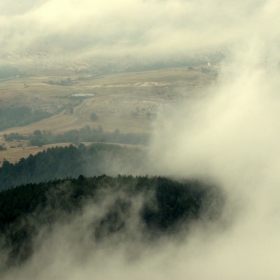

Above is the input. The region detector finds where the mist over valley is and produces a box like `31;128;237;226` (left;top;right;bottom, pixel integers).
1;0;280;279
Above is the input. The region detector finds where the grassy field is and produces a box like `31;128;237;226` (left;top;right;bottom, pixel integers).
0;64;218;165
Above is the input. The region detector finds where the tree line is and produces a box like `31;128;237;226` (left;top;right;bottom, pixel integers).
4;126;150;146
0;143;145;191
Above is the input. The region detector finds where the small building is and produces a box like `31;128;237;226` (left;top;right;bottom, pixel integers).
71;93;95;98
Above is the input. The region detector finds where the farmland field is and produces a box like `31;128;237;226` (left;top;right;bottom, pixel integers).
0;63;218;165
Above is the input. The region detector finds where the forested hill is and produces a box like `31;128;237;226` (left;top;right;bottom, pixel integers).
0;143;145;191
0;175;224;269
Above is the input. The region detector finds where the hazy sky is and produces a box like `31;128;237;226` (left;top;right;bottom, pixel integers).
0;0;278;60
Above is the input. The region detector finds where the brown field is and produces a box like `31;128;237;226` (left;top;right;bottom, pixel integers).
0;64;218;164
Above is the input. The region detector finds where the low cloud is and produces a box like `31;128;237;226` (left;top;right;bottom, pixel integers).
1;0;278;62
147;37;280;278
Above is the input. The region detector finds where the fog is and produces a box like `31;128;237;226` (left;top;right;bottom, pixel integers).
149;39;280;277
0;0;275;61
2;0;280;279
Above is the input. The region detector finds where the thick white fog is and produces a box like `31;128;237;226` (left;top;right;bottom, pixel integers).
2;0;280;279
149;39;280;278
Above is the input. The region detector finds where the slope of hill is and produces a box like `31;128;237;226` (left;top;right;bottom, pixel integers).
0;175;224;269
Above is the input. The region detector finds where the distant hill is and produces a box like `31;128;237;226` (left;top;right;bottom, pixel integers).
0;106;51;131
0;65;21;79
